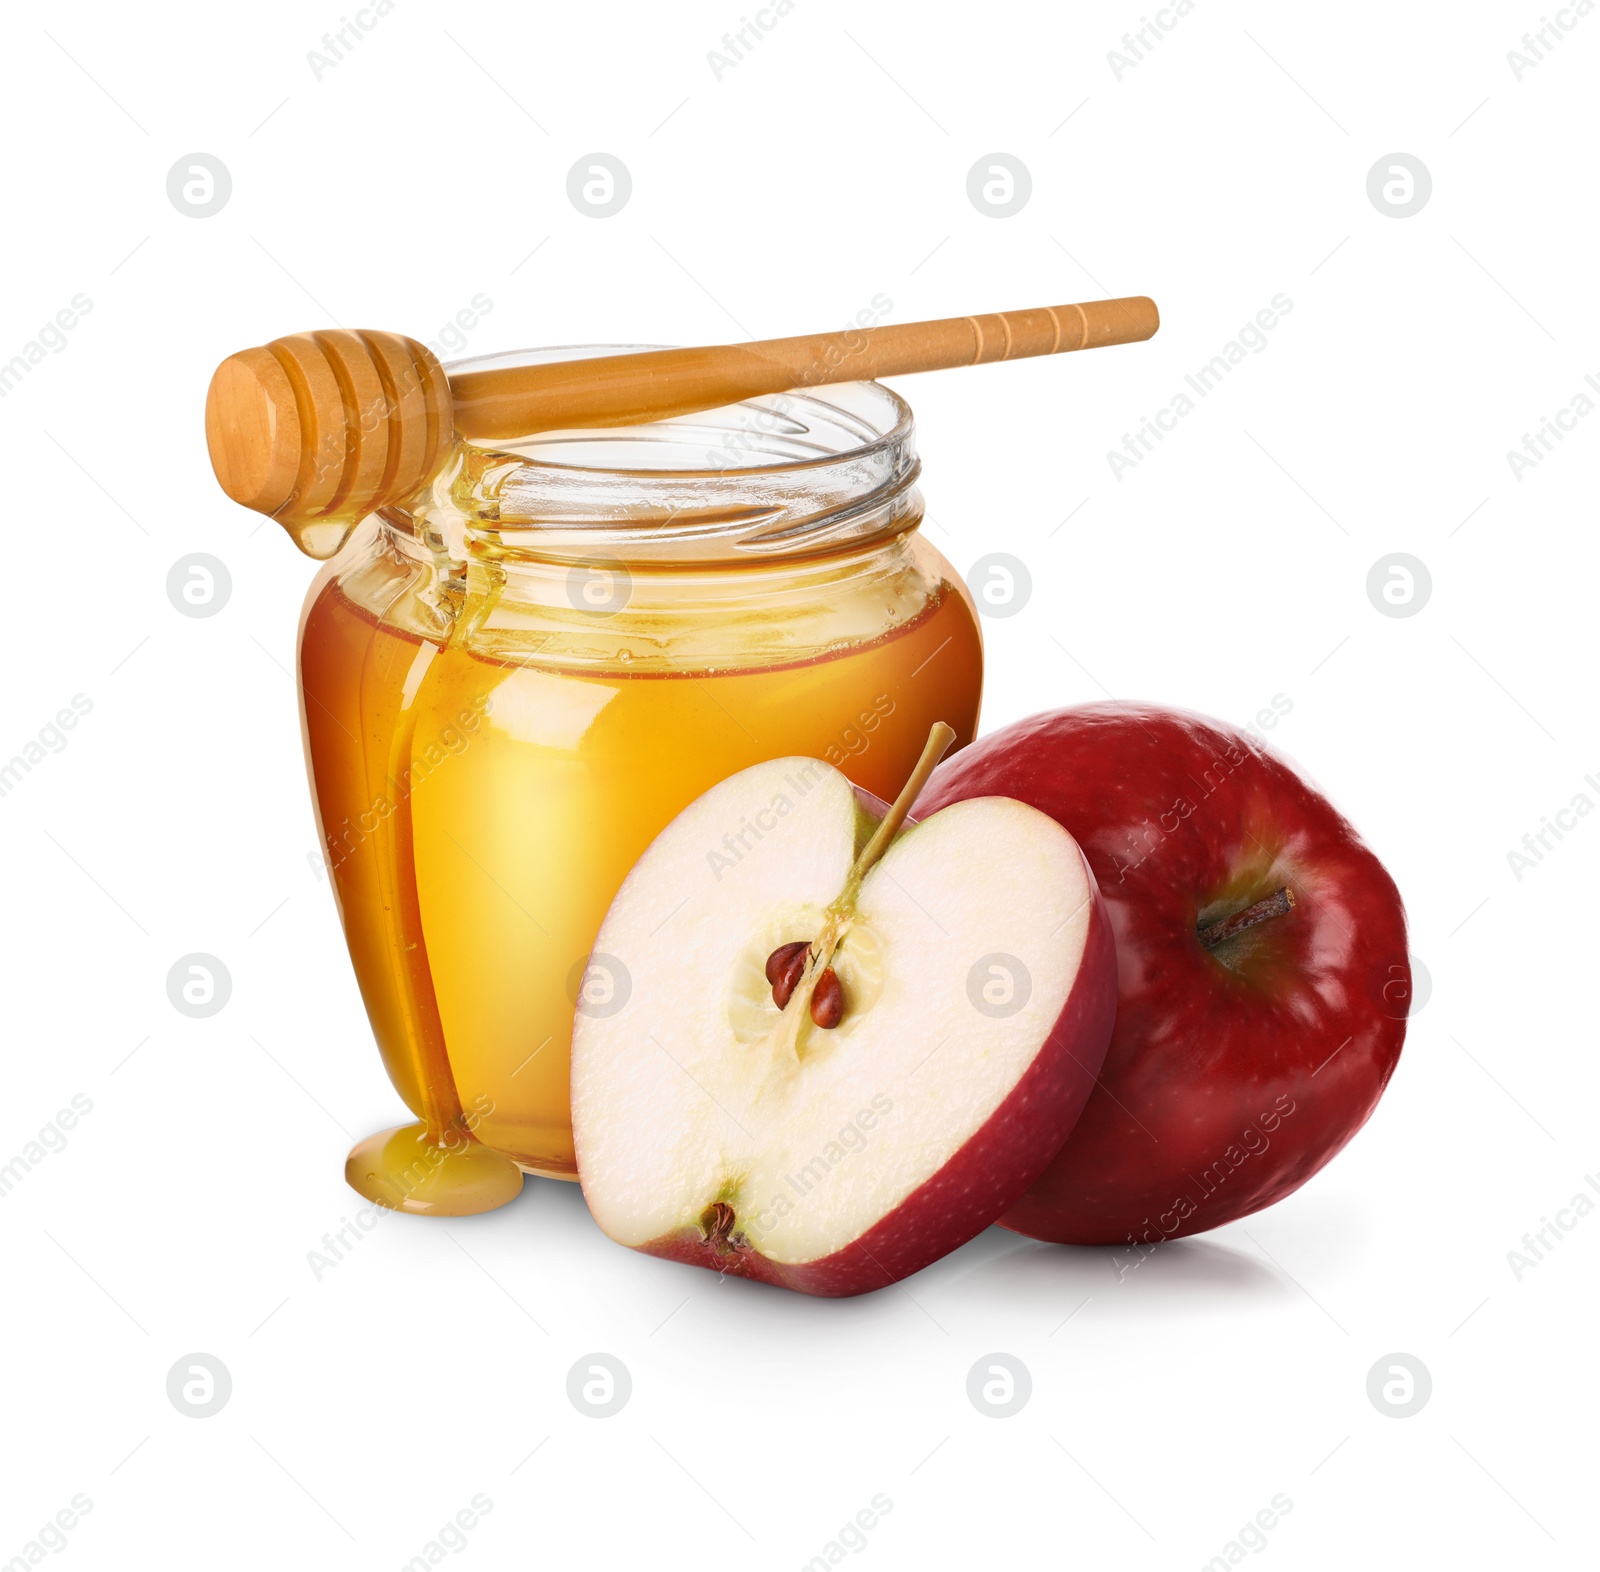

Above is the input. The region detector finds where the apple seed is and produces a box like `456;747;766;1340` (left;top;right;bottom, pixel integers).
765;940;811;1009
810;968;845;1029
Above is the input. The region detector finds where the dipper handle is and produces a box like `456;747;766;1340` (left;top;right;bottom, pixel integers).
450;295;1159;440
205;297;1158;557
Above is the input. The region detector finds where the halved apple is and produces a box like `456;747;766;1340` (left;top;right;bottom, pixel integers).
570;727;1118;1297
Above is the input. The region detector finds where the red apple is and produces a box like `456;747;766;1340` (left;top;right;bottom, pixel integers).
917;702;1410;1247
570;729;1118;1296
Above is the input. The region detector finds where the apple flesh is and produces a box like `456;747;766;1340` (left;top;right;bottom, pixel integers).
570;750;1118;1296
917;703;1410;1248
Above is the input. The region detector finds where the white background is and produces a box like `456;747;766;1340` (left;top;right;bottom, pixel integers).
2;1;1595;1567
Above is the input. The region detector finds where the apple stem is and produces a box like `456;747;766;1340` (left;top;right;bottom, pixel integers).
779;724;956;1049
840;721;957;901
1198;886;1295;949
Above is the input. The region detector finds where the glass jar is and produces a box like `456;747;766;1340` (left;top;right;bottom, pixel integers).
298;349;984;1212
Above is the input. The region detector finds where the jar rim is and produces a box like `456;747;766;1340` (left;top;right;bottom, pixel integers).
428;344;923;565
445;343;916;477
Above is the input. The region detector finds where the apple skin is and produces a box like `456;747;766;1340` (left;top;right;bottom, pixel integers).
916;703;1410;1248
633;835;1120;1296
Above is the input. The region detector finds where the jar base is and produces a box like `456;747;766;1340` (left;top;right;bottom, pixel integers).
345;1122;525;1216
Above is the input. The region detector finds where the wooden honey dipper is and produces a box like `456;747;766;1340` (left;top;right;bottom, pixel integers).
205;295;1158;554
